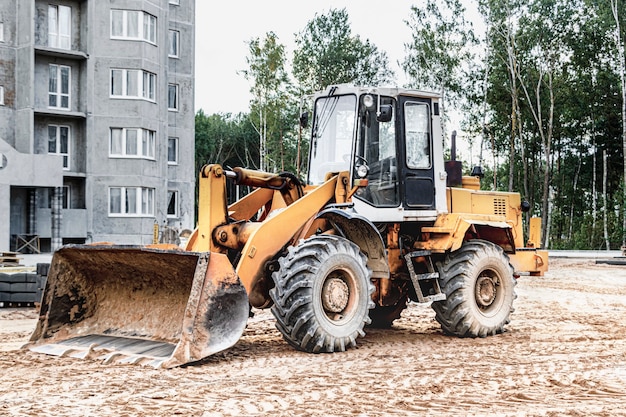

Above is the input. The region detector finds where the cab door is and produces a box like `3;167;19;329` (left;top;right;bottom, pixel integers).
399;97;436;210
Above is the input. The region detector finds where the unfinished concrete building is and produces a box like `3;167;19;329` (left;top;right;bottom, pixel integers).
0;0;195;253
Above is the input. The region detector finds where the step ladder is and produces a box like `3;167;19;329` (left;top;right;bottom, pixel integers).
404;250;446;303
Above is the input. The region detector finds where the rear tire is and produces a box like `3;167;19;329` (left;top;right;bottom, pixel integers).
270;235;374;353
432;240;516;337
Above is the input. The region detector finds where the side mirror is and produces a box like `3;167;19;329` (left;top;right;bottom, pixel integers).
376;104;393;123
299;112;309;128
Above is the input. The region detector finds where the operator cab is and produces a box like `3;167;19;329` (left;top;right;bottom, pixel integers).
306;85;448;222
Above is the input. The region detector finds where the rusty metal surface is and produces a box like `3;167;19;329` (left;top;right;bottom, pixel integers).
26;245;249;368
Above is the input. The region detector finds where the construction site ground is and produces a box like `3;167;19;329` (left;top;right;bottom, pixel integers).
1;256;626;416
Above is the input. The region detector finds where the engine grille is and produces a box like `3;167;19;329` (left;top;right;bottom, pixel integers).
493;198;507;216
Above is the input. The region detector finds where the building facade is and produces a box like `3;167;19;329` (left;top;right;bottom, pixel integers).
0;0;195;252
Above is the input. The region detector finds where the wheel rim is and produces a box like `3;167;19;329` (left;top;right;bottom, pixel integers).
474;270;502;315
320;268;358;323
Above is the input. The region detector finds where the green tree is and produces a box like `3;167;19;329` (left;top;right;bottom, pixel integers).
292;8;394;93
609;0;626;249
194;109;259;207
194;109;258;180
514;0;577;247
403;0;478;131
242;32;293;172
475;0;626;249
476;0;528;195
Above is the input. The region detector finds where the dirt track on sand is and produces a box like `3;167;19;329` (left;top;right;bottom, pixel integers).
1;258;626;416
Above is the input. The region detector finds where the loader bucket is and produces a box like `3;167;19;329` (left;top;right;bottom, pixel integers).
26;244;249;368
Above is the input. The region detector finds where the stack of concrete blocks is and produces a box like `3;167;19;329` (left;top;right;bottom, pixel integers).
0;264;49;307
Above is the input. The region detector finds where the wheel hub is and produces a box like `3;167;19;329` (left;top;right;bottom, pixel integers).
322;277;350;313
475;275;497;308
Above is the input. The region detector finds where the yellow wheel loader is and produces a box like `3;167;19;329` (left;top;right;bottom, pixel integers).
27;85;547;367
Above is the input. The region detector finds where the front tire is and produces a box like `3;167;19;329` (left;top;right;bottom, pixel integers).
270;235;374;353
432;240;516;337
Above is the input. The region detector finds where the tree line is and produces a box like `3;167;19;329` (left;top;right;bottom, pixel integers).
195;1;626;250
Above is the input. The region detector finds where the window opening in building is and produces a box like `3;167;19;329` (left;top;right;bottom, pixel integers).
110;128;155;159
168;30;179;58
109;186;154;216
49;5;71;50
110;69;156;101
168;84;178;110
47;186;70;209
48;125;70;169
167;190;178;217
49;64;71;110
167;137;178;164
110;10;156;44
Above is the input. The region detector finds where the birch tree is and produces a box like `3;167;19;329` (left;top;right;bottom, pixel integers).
403;0;477;134
243;32;290;171
611;0;626;250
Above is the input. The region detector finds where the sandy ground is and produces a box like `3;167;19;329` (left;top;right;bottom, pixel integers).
1;257;626;416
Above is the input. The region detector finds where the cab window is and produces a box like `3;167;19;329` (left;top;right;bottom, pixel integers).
405;102;431;169
355;96;399;206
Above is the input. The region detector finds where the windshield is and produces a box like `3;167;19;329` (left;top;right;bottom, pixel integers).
308;94;357;185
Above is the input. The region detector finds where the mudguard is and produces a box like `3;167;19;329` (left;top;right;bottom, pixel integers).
317;207;390;279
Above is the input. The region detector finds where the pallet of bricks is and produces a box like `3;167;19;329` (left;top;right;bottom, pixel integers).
0;252;49;307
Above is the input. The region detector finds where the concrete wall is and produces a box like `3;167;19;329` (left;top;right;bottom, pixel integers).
0;0;17;148
15;1;34;154
33;116;86;172
0;139;63;251
0;0;195;251
35;208;86;238
84;0;195;243
87;0;165;242
33;0;86;51
166;0;195;232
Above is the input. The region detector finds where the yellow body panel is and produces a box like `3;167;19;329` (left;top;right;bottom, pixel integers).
447;185;525;248
528;217;542;248
236;176;340;307
415;212;515;254
415;179;548;276
509;249;548;276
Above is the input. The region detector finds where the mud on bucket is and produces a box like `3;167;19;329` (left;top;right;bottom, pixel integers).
26;244;249;368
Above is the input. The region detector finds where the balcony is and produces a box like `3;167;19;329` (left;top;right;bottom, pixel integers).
34;46;88;61
34;108;86;119
35;208;87;239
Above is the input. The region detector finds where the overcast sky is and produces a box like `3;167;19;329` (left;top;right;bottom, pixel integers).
194;1;420;115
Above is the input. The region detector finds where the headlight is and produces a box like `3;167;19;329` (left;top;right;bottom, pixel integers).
356;164;369;178
363;94;375;109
